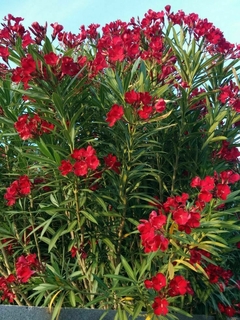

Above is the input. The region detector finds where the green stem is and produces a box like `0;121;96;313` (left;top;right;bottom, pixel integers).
171;147;179;194
74;181;83;243
29;196;42;265
116;124;135;260
1;247;11;274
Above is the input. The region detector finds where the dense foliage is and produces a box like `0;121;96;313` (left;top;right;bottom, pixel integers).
0;5;239;320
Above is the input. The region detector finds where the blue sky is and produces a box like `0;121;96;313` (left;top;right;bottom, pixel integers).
0;0;239;43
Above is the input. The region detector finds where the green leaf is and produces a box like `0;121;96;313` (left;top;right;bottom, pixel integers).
33;283;59;292
69;290;76;307
102;238;116;252
121;255;136;281
80;210;98;224
50;194;59;207
37;138;54;160
48;225;67;252
104;274;135;282
52;92;64;117
50;292;65;320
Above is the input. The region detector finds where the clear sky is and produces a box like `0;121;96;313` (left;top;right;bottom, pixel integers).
0;0;239;44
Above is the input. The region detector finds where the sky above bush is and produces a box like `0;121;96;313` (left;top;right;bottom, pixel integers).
0;0;239;43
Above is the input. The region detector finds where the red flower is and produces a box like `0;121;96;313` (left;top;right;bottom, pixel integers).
21;54;36;74
71;148;85;160
5;275;15;284
59;160;73;176
190;176;201;188
173;207;189;225
104;153;121;174
14;113;54;140
216;183;231;200
152;297;169;316
137;105;153;119
41;120;55;133
16;265;35;283
204;264;231;284
22;31;34;47
108;38;125;62
198;190;213;203
16;254;39;283
144;272;166;291
187;210;201;229
73;160;88;176
0;46;9;59
60;147;100;177
154;99;166;113
86;155;99;171
70;246;78;258
232;99;240;112
124;90;140;104
106;104;124;127
14;114;32;140
139;92;152;105
18;175;31;195
217;141;240;162
225;306;236;317
1;289;15;303
189;249;202;264
168;275;189;296
220;170;240;184
138;210;168;253
4;176;32;206
61;56;80;76
50;22;64;40
218;303;225;313
200;176;215;191
44;52;59;66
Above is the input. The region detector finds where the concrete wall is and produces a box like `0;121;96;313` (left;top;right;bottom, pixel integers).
0;305;217;320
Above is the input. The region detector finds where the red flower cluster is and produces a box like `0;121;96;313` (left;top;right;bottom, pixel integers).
144;273;192;316
43;52;88;80
103;153;121;174
144;272;167;291
59;146;100;177
152;297;169;316
168;275;192;297
144;273;169;315
0;254;40;303
163;193;201;234
205;264;233;285
218;303;236;318
4;175;31;206
124;90;166;120
106;104;124;127
16;253;39;283
50;22;63;40
191;170;240;203
61;56;81;76
1;7;239;86
0;45;9;62
44;52;59;66
216;141;240;162
11;53;36;88
138;210;168;253
14;113;55;140
0;274;16;303
166;6;238;57
218;81;240;112
189;248;211;265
